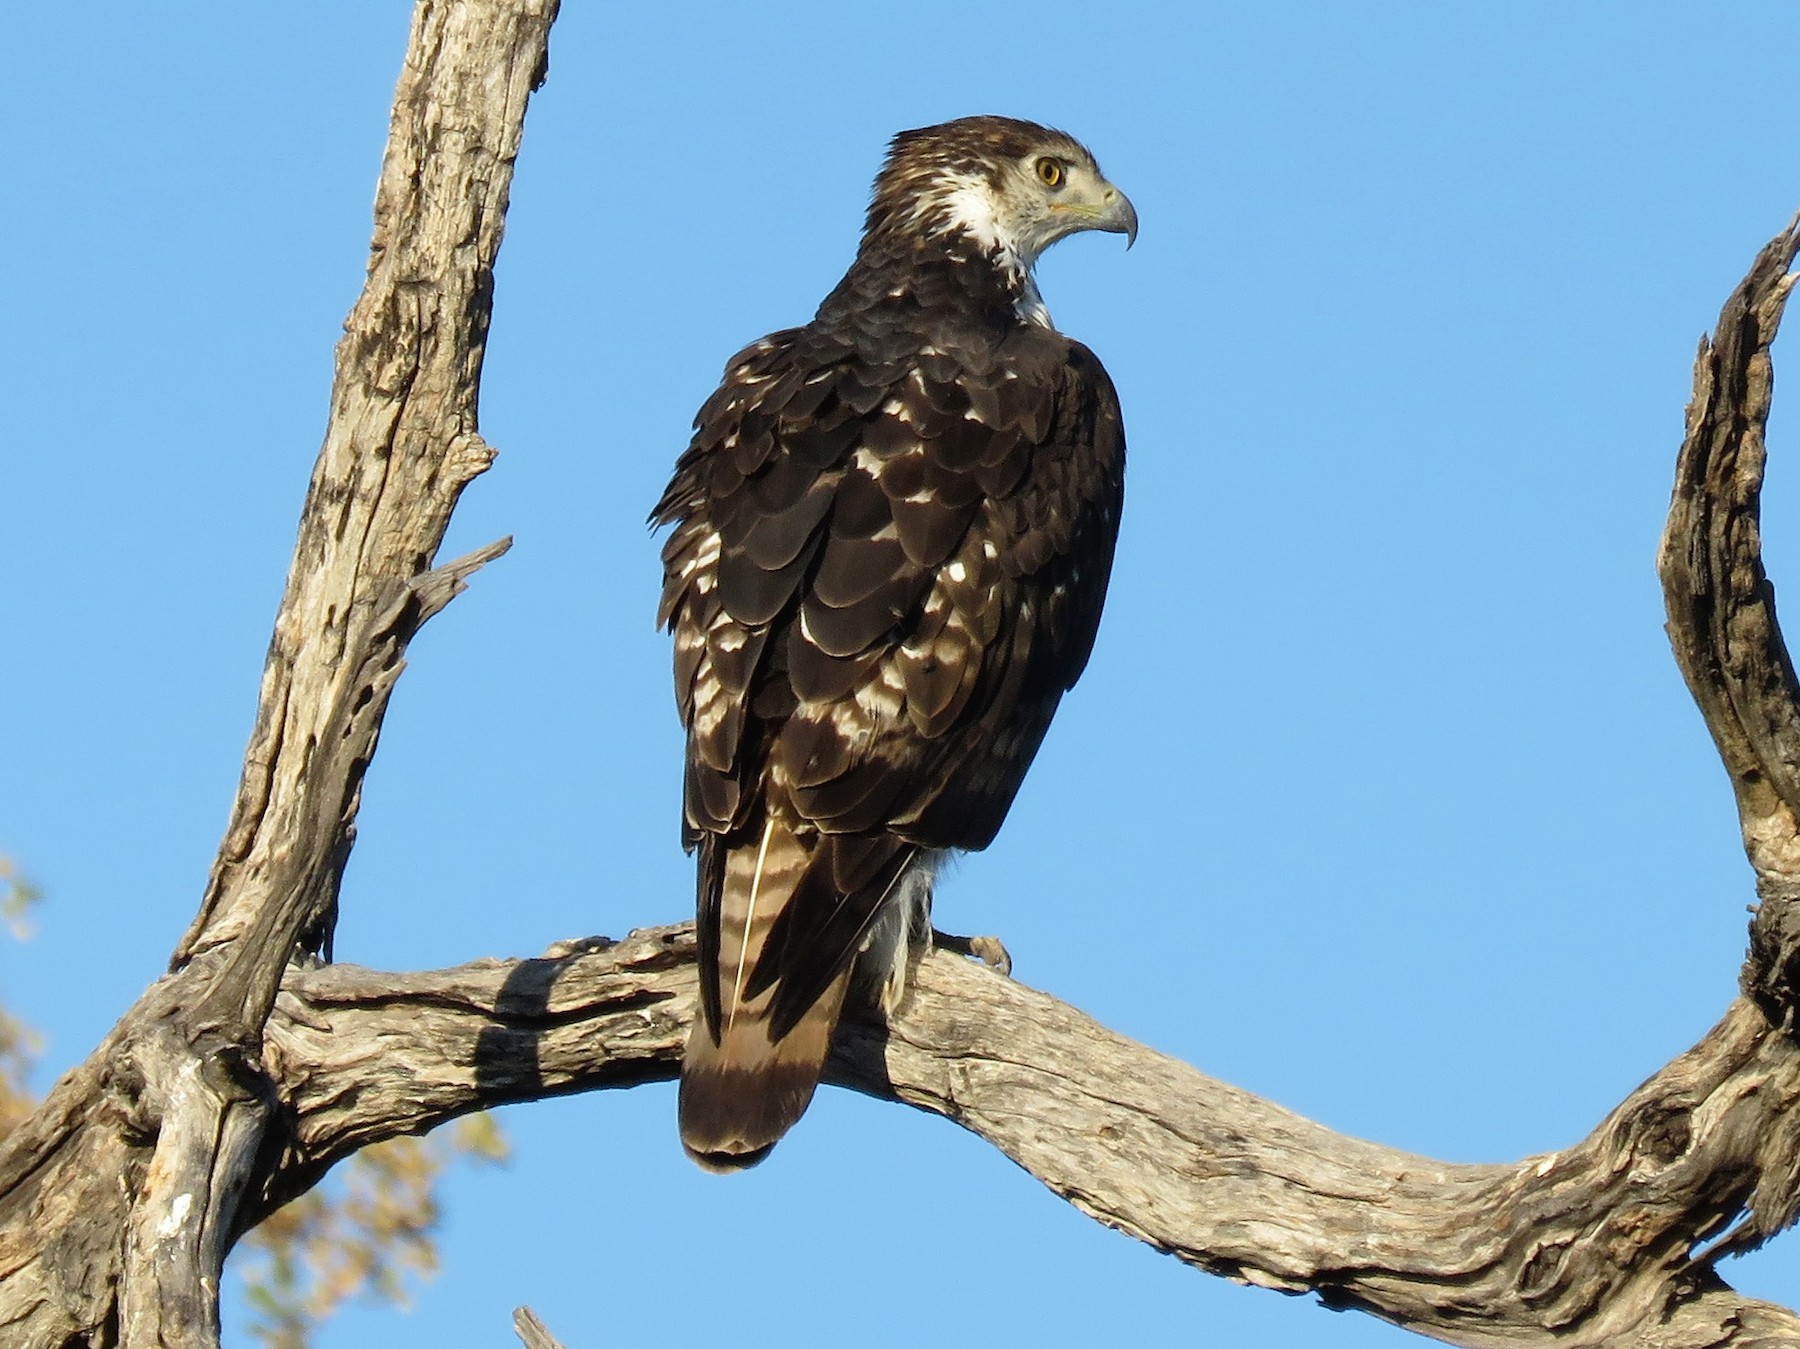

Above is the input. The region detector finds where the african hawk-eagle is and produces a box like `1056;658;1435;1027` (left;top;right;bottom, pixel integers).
653;115;1134;1170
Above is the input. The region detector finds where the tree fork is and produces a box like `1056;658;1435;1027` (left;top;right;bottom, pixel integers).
0;3;554;1344
2;1;1798;1344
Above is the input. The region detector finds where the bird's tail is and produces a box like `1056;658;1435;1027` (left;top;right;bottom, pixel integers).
680;814;850;1171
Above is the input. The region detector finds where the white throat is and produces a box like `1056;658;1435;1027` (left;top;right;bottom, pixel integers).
922;171;1054;329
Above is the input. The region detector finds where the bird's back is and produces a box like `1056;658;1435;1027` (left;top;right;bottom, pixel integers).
654;116;1131;1169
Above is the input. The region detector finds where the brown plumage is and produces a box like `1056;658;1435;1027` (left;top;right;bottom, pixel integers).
653;115;1134;1170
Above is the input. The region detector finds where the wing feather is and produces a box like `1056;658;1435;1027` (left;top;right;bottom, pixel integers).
659;316;1124;1127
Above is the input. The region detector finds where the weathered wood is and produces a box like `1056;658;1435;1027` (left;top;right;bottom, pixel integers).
169;0;553;1011
1658;217;1800;1023
0;4;556;1345
3;0;1799;1343
257;926;1800;1347
117;1033;269;1349
513;1306;569;1349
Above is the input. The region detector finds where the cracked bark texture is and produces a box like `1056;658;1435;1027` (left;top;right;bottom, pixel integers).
0;3;554;1346
1;1;1798;1345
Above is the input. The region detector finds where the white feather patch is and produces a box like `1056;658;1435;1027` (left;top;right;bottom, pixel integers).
929;171;1007;252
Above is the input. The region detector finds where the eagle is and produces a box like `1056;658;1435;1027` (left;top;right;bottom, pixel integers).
653;115;1134;1170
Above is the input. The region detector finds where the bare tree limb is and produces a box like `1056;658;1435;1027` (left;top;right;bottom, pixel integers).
1659;217;1800;1030
118;1036;270;1349
0;4;555;1345
169;0;554;1015
2;0;1797;1343
514;1306;569;1349
256;921;1800;1348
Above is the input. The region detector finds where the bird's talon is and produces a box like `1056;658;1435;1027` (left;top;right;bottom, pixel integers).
967;935;1013;976
932;928;1014;977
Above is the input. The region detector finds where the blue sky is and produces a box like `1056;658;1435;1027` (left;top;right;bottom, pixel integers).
5;3;1800;1345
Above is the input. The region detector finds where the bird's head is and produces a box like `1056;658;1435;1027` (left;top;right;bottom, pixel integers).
866;116;1137;269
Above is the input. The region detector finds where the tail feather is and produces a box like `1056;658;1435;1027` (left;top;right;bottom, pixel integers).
681;811;936;1169
679;970;849;1171
681;812;845;1171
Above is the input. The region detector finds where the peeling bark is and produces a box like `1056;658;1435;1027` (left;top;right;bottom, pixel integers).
0;0;1797;1344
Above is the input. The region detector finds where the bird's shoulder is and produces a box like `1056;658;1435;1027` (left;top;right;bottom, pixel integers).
662;310;1114;498
654;307;1123;624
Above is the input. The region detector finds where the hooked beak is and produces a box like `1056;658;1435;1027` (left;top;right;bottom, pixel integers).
1094;182;1138;248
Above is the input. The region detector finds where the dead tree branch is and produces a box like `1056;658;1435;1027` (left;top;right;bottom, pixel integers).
513;1306;569;1349
260;907;1800;1348
1;0;1796;1344
0;3;555;1345
1660;218;1800;1028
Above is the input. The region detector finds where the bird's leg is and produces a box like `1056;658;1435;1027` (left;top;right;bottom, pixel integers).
930;928;1013;978
854;862;938;1016
857;853;1014;1018
914;854;1012;975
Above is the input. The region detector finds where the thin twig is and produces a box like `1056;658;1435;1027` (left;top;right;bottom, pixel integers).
513;1306;568;1349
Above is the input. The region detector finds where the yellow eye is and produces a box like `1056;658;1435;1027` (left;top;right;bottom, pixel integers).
1035;157;1064;188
